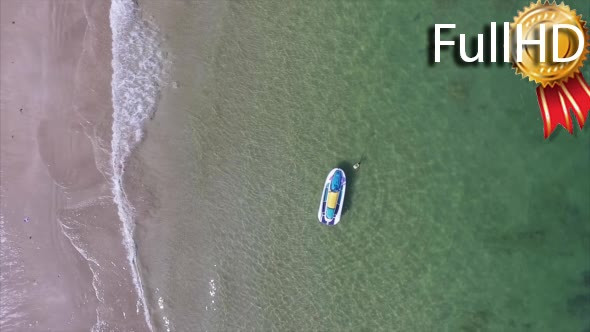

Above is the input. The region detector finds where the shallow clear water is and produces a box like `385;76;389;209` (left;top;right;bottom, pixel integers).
136;1;590;331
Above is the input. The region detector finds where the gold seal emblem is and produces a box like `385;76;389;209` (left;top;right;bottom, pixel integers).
511;1;589;87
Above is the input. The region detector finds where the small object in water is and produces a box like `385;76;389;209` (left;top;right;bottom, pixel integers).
353;162;361;170
318;168;347;226
23;216;30;223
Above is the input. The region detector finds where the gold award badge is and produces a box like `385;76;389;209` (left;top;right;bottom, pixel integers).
510;1;590;138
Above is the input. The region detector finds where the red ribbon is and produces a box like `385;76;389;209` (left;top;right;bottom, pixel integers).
536;73;590;138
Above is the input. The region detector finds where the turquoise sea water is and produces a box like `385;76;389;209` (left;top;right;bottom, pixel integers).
140;1;590;330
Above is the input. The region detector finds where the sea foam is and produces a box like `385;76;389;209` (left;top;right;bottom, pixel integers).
0;214;26;329
109;0;163;330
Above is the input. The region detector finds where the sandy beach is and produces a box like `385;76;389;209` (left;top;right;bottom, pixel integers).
1;1;149;330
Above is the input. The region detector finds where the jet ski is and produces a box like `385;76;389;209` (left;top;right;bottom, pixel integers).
318;168;346;225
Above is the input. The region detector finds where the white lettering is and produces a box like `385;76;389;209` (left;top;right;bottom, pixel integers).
434;24;456;62
516;23;546;62
459;33;484;62
552;24;585;62
503;22;510;62
490;22;497;62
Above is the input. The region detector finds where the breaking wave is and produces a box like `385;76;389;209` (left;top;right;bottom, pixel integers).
109;0;164;330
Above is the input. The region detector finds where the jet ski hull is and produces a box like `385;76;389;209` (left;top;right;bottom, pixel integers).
318;168;346;226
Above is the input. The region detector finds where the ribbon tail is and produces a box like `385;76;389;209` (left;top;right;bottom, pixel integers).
559;73;590;130
536;84;573;139
536;73;590;139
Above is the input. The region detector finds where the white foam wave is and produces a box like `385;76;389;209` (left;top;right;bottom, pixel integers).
109;0;163;330
58;219;104;302
0;213;26;328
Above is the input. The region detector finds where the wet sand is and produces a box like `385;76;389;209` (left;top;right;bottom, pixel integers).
1;1;148;330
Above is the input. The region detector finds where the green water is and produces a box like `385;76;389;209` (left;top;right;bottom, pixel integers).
147;0;590;330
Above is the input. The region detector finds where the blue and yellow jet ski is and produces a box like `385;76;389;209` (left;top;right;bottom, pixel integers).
318;168;346;225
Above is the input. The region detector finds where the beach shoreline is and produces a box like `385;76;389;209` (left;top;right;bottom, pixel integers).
125;1;228;330
1;1;150;330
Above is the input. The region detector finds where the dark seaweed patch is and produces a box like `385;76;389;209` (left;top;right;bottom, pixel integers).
460;310;491;332
583;270;590;288
515;229;546;242
566;294;590;318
